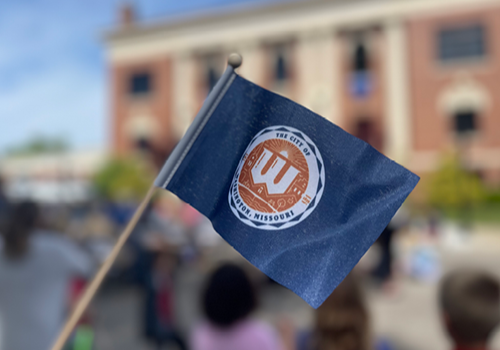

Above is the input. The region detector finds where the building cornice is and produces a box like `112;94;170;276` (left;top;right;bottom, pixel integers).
105;0;500;63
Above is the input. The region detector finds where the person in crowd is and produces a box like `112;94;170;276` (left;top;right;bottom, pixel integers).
191;263;284;350
298;272;398;350
128;199;187;350
298;273;370;350
0;176;10;231
0;201;93;350
439;269;500;350
144;250;187;350
371;225;395;284
371;207;410;287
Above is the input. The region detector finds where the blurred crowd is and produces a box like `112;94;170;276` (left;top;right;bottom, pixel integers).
0;175;219;350
0;175;499;350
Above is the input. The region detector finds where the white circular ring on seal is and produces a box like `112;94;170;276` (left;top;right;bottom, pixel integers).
229;125;325;230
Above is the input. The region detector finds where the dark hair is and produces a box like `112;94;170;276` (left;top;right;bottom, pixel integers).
202;263;256;328
440;269;500;344
2;201;39;260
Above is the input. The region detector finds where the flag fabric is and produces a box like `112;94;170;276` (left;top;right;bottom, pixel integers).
155;65;419;308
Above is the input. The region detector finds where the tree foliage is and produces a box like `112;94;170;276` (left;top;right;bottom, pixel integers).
427;154;485;210
6;136;68;155
93;156;155;201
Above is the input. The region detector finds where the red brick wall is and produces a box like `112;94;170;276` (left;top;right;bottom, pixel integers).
111;57;174;156
338;29;386;153
408;8;500;152
408;7;500;183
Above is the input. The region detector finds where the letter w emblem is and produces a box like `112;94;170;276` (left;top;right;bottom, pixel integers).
251;148;299;195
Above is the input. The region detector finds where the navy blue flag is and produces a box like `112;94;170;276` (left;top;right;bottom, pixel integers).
155;64;419;308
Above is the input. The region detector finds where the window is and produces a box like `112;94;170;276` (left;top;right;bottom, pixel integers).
275;52;287;81
204;55;223;94
353;42;369;73
135;137;151;152
269;45;292;95
354;118;382;149
207;66;220;93
272;45;290;83
350;39;372;98
438;24;486;62
129;72;151;96
454;110;477;134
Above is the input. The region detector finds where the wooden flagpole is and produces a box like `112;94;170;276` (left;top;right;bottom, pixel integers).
51;53;242;350
51;184;158;350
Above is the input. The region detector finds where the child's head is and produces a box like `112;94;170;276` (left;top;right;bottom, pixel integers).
439;269;500;347
314;273;369;350
202;263;256;328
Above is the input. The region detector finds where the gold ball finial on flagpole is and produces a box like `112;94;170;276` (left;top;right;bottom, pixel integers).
228;53;242;69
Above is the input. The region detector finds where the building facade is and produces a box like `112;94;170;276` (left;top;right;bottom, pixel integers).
0;150;107;203
105;0;500;184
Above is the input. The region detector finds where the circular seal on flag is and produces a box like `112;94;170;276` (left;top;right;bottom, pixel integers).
229;125;325;230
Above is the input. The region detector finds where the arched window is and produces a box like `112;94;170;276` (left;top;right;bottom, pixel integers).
454;109;477;135
135;137;152;152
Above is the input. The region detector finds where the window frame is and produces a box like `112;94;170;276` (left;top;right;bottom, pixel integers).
453;109;478;136
202;54;224;95
271;43;292;84
436;23;488;65
128;72;153;98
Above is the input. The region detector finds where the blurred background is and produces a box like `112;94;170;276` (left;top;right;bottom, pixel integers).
1;0;500;349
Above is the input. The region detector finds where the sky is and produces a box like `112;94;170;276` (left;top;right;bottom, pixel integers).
0;0;281;153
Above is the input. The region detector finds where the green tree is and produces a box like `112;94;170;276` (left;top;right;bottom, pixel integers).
93;156;155;201
427;154;485;211
6;136;68;155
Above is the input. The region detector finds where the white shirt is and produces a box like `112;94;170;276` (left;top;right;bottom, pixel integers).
0;231;93;350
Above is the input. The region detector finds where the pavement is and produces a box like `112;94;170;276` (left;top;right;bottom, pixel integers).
91;224;500;350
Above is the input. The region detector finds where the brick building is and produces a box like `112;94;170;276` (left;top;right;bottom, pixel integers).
105;0;500;184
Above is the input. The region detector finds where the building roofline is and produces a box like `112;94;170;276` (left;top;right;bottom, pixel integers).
104;0;366;42
104;0;500;63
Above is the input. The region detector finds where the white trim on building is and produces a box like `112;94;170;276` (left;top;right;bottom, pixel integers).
105;0;500;63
